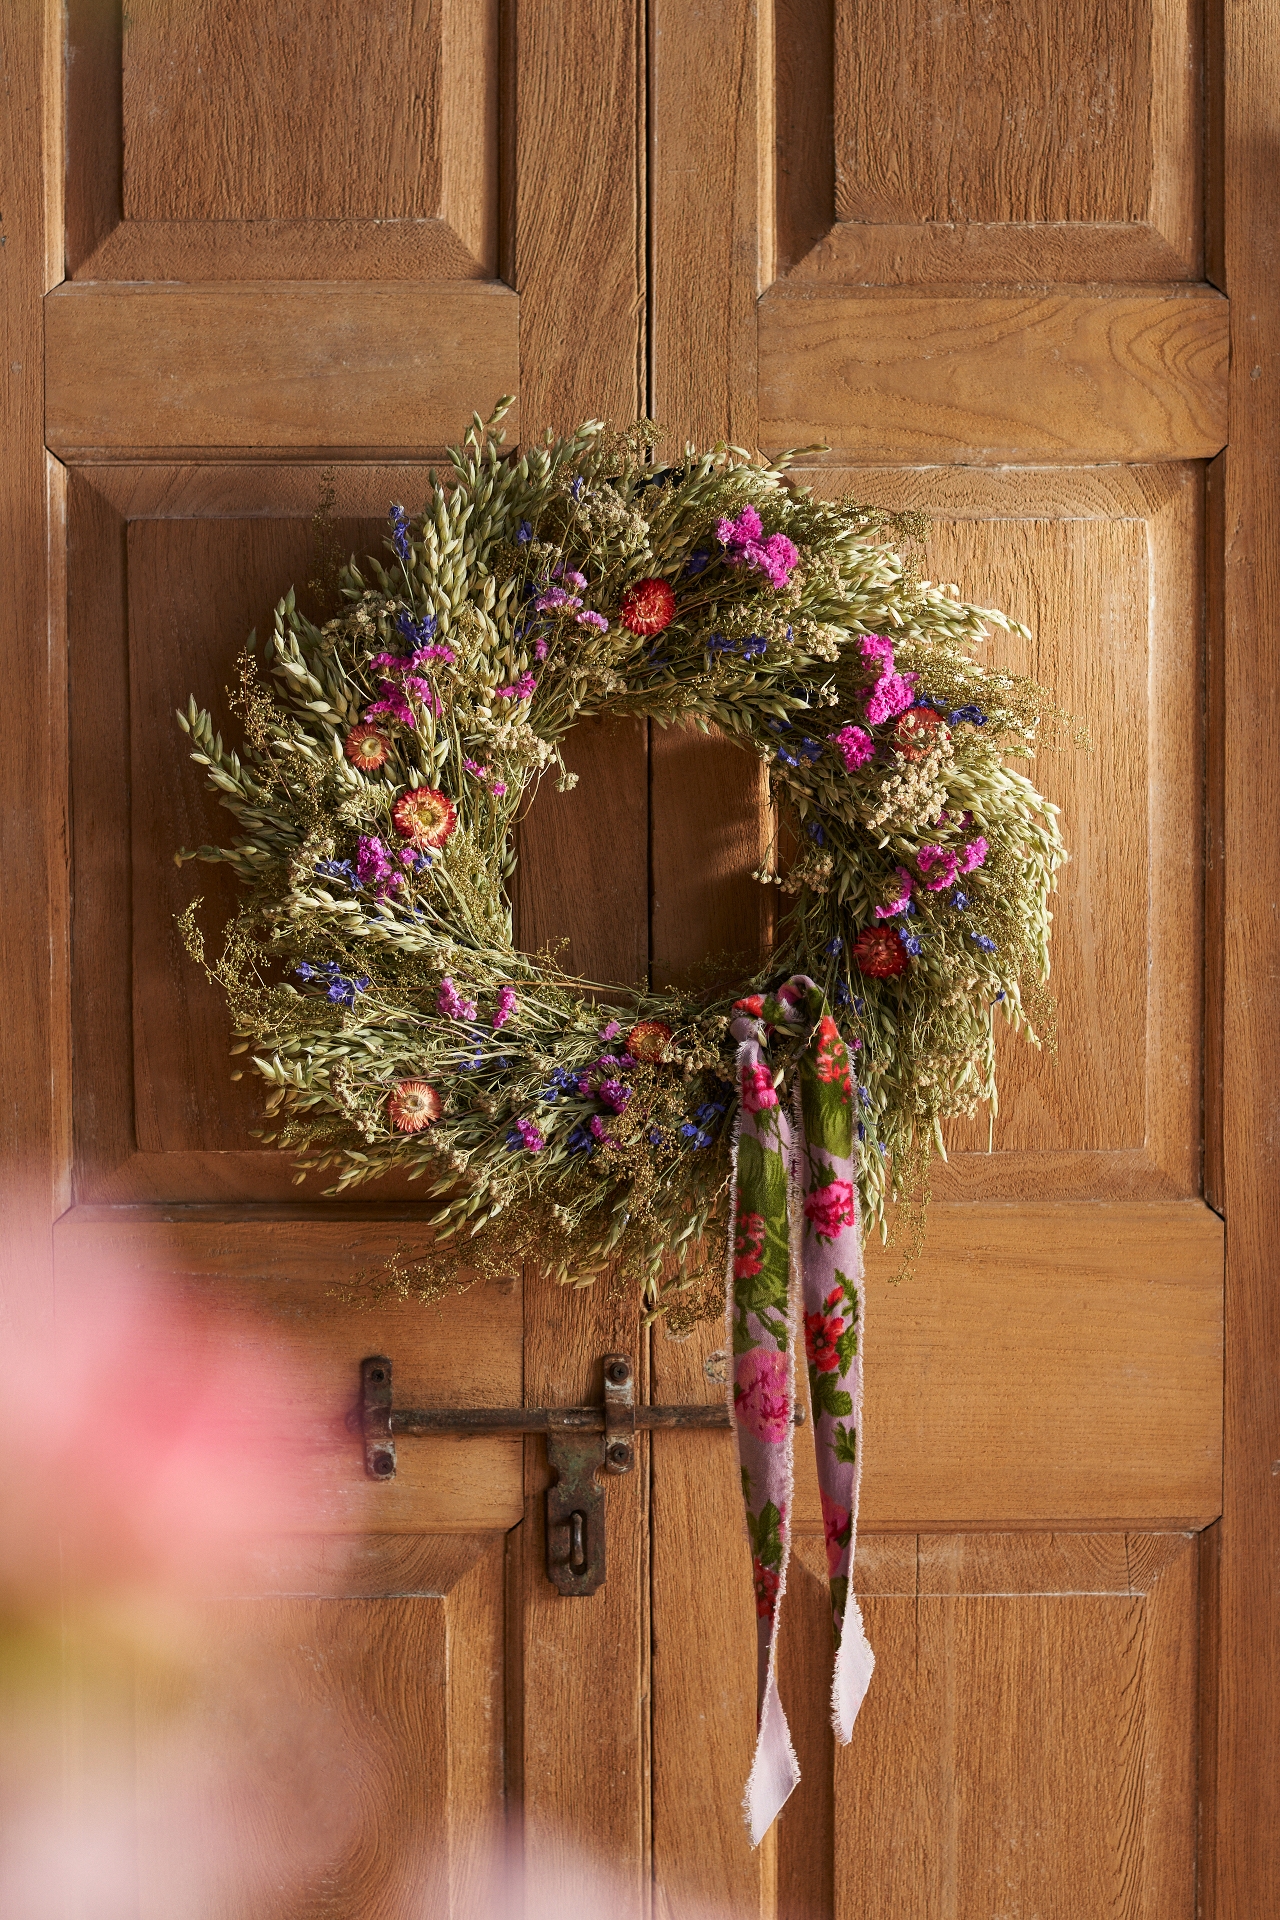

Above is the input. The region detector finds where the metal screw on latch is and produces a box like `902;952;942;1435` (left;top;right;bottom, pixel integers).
606;1358;630;1386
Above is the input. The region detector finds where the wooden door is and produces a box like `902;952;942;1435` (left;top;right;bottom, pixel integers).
648;5;1236;1916
2;0;1276;1914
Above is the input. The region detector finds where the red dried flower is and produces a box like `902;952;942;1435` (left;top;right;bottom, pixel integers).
620;577;677;636
387;1080;442;1133
344;723;391;771
851;927;910;978
894;706;950;763
625;1018;672;1063
392;786;457;848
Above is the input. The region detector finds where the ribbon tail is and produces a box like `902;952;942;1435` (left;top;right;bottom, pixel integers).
832;1600;876;1744
744;1668;801;1845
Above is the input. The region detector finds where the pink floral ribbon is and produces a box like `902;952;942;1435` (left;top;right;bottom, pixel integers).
727;976;875;1844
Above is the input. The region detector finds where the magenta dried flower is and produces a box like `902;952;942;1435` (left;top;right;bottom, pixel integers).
437;976;478;1021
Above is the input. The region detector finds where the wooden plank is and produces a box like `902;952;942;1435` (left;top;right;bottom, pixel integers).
507;15;650;1877
0;0;61;1323
44;282;518;452
1205;453;1226;1215
856;1202;1222;1528
513;0;644;434
832;0;1186;234
514;706;651;1908
650;0;767;445
649;721;770;993
832;1534;1198;1920
758;288;1228;461
657;1202;1221;1534
791;219;1196;285
76;219;485;284
1215;0;1280;1907
51;1211;525;1533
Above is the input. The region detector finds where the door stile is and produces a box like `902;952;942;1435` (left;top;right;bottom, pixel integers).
1;4;63;1318
1215;1;1280;1910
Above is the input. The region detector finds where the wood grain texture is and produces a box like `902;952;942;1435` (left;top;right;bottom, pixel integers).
515;716;649;990
77;219;488;284
1215;0;1280;1907
514;676;651;1910
832;1534;1198;1919
758;288;1228;461
775;0;835;275
512;0;644;433
649;721;770;992
1205;453;1225;1215
0;0;61;1325
122;0;498;243
52;1209;524;1533
791;220;1195;285
857;1203;1221;1529
651;1335;772;1917
650;0;767;445
656;1202;1220;1535
129;1540;508;1917
45;283;518;453
835;0;1151;226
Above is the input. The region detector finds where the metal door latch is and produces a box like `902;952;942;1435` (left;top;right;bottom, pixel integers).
358;1352;804;1598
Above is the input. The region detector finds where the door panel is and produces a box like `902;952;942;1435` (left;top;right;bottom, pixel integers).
68;0;501;279
655;1530;1199;1918
127;1539;509;1919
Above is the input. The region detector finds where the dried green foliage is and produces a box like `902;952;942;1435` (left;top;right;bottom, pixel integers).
175;403;1067;1318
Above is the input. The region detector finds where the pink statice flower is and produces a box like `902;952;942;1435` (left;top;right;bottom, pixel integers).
916;845;960;891
715;504;800;589
589;1115;611;1143
493;985;518;1030
367;653;445;721
536;586;582;613
598;1079;632;1113
734;1348;791;1445
356;834;402;897
874;865;915;919
495;671;537;701
365;683;415;727
436;976;477;1021
865;672;917;725
829;723;875;771
960;835;989;873
463;755;508;798
857;633;918;726
508;1115;545;1152
599;1020;621;1041
577;609;609;631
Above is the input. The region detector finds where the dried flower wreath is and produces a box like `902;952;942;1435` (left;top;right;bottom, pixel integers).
176;403;1066;1322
